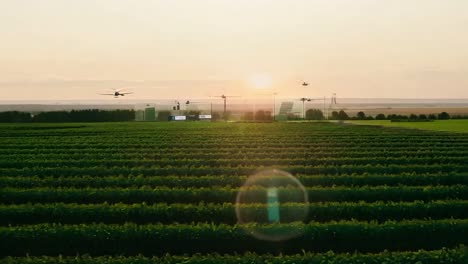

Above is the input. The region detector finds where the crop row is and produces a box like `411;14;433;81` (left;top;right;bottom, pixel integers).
1;157;466;169
1;246;467;264
1;220;467;256
1;164;466;177
1;173;466;188
2;149;467;158
0;143;466;157
0;200;466;226
2;185;467;204
2;142;467;151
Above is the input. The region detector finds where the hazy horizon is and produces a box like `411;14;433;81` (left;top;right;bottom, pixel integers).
1;0;468;100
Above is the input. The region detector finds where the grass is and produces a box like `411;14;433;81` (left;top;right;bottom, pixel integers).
347;119;468;133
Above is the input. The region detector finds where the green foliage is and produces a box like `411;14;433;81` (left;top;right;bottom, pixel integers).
0;110;136;123
338;110;349;120
0;220;467;256
1;185;467;204
356;111;366;120
1;246;467;264
156;110;171;121
0;111;32;122
306;109;324;120
0;200;467;226
375;113;386;120
439;111;451;120
0;122;467;260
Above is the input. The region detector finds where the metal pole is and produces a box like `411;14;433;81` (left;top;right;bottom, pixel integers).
323;96;326;120
224;97;227;121
302;100;305;120
224;98;226;115
273;93;276;121
253;99;256;121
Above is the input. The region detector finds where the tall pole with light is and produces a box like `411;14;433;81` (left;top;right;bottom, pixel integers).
301;81;310;120
300;97;312;120
256;92;278;121
273;92;277;121
209;94;240;121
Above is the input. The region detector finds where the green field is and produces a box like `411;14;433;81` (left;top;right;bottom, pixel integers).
0;122;467;263
347;119;468;133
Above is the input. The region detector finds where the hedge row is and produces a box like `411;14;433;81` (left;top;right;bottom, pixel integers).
0;200;466;226
1;173;466;188
0;157;466;169
2;185;467;204
1;164;466;177
2;149;467;159
1;220;467;256
1;246;467;264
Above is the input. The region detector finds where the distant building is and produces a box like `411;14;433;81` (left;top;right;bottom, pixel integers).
135;110;145;121
278;102;294;116
169;115;187;121
144;107;156;121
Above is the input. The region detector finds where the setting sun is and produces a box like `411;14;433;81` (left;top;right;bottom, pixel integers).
248;74;272;90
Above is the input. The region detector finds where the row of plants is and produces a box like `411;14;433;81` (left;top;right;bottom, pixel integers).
1;220;467;256
0;200;466;226
1;173;466;188
3;140;467;148
2;149;467;159
1;246;467;264
2;185;466;204
1;157;466;168
1;164;466;177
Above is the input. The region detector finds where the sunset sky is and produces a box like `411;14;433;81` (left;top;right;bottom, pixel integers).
1;0;468;100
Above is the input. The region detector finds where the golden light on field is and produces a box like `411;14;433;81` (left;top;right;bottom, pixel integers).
248;74;272;90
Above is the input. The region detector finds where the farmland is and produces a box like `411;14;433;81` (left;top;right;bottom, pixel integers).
0;122;467;263
348;119;468;133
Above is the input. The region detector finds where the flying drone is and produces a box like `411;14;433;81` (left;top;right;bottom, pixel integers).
100;89;133;98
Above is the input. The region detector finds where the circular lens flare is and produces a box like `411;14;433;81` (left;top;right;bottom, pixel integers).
235;169;309;242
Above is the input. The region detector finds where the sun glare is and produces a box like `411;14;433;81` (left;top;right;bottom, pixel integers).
249;74;272;89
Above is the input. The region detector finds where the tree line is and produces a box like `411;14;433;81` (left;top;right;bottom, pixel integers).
0;110;135;123
328;110;458;121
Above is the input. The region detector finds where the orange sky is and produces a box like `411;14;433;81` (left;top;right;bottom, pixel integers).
1;0;468;100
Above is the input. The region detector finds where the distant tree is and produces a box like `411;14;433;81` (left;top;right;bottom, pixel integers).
211;112;221;121
157;111;171;121
419;114;427;120
243;111;254;121
33;111;71;122
375;113;386;120
1;110;135;123
409;114;418;120
337;110;349;120
428;114;437;120
366;116;374;120
356;111;366;120
438;112;450;120
451;115;468;119
306;109;324;120
222;111;231;121
387;114;409;121
331;111;339;120
254;110;272;121
0;111;32;122
287;113;300;120
255;110;266;120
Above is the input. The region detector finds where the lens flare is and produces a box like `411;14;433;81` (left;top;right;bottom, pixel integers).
235;169;309;241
